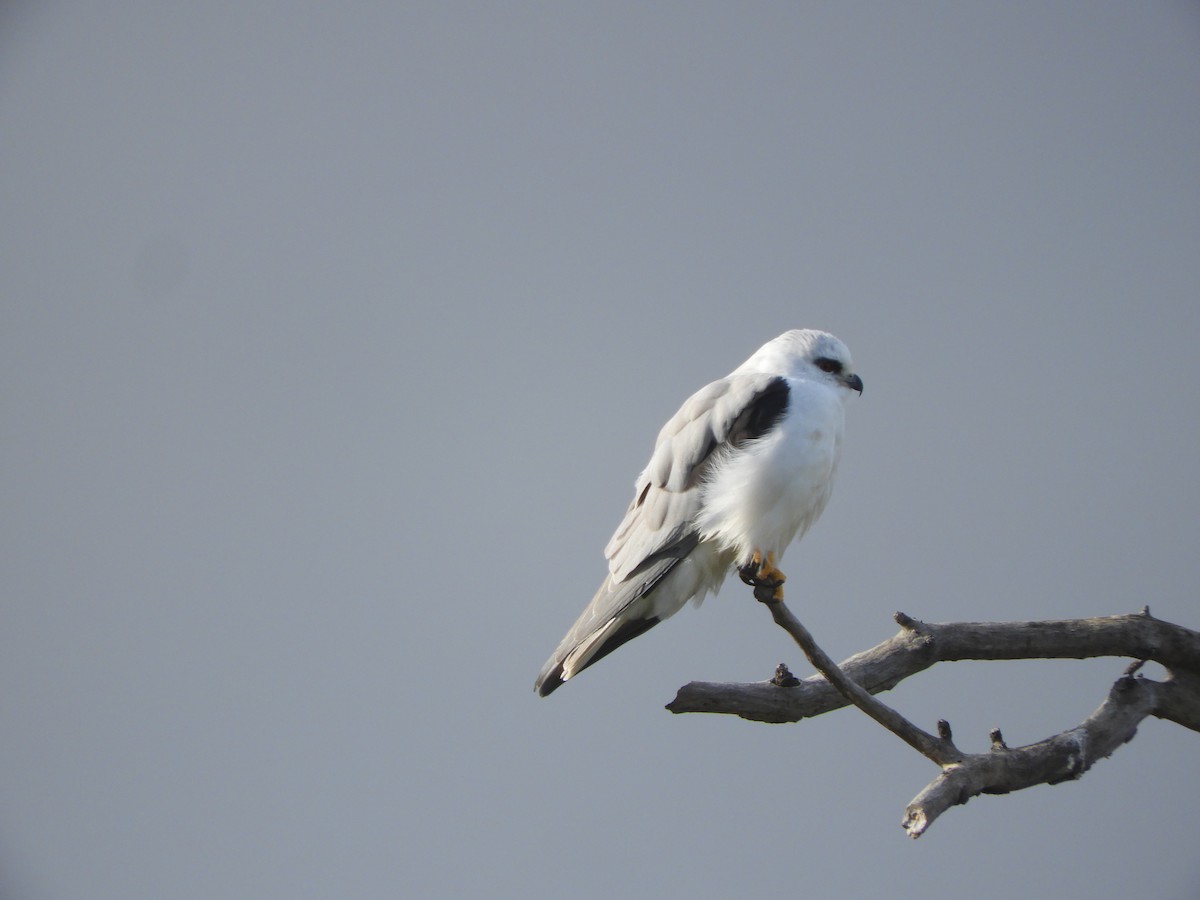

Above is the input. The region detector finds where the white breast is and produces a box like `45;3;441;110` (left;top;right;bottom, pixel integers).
695;376;845;566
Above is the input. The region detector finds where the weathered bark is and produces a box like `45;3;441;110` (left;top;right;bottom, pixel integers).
666;606;1200;837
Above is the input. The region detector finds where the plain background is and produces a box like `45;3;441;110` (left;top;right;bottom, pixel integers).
3;3;1199;898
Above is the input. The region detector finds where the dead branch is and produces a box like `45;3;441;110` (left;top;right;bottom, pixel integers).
753;597;962;765
665;605;1200;837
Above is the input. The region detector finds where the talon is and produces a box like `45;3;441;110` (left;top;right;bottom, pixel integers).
737;551;786;603
737;550;766;586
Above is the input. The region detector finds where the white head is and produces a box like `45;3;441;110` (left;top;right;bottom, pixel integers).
736;329;863;394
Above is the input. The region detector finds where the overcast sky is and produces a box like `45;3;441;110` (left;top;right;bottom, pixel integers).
3;3;1199;898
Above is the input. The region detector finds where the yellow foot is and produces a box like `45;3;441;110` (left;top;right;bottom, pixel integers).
737;551;786;603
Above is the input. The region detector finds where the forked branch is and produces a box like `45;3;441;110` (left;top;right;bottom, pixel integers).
665;604;1200;837
753;598;963;766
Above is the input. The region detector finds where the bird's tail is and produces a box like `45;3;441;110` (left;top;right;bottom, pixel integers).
534;614;662;696
533;547;701;696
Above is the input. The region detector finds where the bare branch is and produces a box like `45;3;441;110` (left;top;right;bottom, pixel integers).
1154;670;1200;731
754;596;961;765
664;608;1200;837
667;612;1200;722
903;672;1164;837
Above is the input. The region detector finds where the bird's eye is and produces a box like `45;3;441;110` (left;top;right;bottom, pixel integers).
814;357;842;375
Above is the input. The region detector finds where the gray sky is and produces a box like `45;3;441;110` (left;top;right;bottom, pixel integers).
3;2;1199;898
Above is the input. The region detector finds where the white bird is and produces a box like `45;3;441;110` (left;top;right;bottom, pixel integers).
535;329;862;696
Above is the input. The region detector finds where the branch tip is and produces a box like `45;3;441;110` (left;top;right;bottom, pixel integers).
894;611;915;629
902;807;928;839
989;728;1008;750
771;663;800;687
1123;659;1145;678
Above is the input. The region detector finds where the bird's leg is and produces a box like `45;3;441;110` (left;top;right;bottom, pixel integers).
737;550;786;604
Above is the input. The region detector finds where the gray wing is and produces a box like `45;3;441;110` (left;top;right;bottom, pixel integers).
605;372;790;582
535;372;789;695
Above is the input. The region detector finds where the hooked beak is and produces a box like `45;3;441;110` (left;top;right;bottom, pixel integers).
842;372;864;395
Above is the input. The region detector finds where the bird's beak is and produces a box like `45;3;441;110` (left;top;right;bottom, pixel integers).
842;373;864;395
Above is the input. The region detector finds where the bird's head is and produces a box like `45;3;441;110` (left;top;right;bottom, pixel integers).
743;329;864;395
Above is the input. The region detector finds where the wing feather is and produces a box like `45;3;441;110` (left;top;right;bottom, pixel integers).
533;373;790;696
605;372;789;582
533;553;684;695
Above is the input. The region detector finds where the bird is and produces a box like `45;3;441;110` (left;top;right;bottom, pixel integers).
534;328;863;696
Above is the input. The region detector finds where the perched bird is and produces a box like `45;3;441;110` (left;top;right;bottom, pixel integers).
535;329;863;696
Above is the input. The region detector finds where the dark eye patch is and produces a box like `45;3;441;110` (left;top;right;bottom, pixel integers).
814;357;843;375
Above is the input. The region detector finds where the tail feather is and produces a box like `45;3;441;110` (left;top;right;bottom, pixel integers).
534;615;661;696
534;547;698;697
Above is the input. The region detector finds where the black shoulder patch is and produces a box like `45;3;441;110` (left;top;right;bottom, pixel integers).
739;377;790;442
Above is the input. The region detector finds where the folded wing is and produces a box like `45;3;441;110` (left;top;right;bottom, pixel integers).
535;372;789;695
